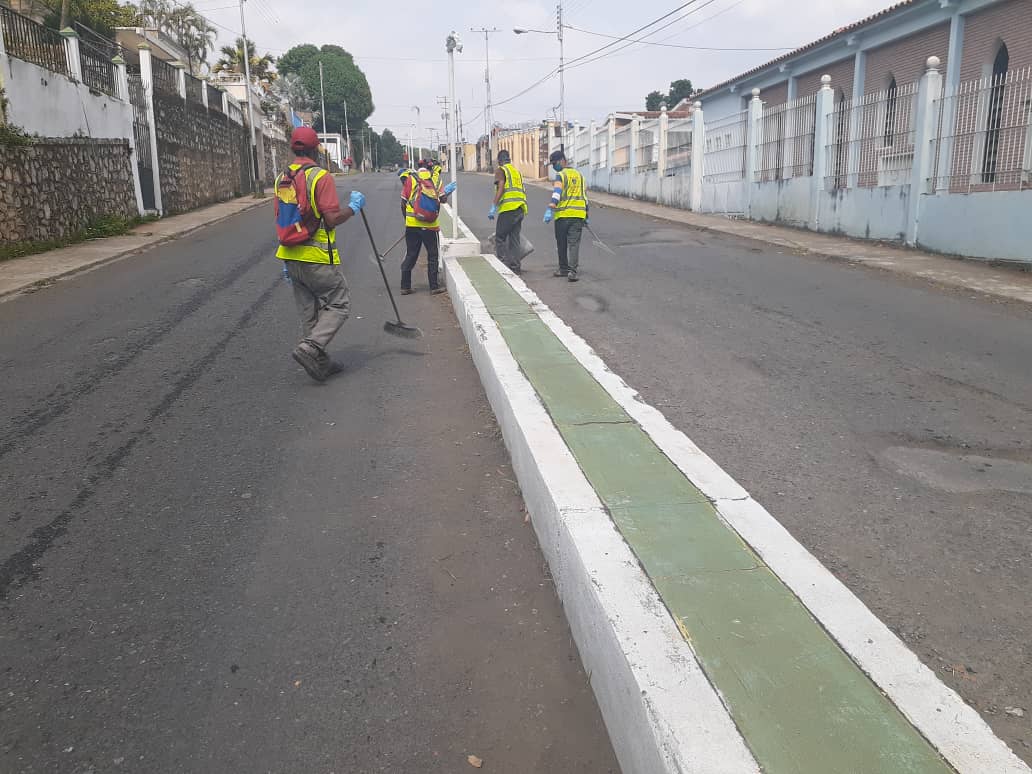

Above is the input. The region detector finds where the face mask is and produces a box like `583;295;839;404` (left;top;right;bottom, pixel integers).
552;163;562;173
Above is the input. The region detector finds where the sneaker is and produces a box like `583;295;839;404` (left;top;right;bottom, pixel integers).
292;342;327;382
430;286;447;296
553;270;569;278
568;271;579;282
400;288;414;296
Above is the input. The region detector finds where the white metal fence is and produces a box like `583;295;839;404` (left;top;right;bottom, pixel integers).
703;110;748;183
574;127;591;168
637;119;659;172
930;66;1032;193
666;117;693;173
592;128;608;169
755;94;818;182
612;124;632;171
825;81;919;190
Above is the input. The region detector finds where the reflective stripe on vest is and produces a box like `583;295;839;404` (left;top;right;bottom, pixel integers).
498;164;527;214
555;168;587;219
275;164;339;264
405;170;441;230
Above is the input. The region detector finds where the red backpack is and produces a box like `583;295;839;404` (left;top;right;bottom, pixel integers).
408;174;441;223
274;164;321;246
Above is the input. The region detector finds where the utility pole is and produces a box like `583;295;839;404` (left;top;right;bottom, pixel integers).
318;59;329;169
342;98;351;172
239;0;262;194
470;27;499;170
558;0;566;153
446;32;462;239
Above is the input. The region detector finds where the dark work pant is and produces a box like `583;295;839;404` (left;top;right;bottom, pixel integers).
554;218;584;273
494;209;525;267
401;227;440;289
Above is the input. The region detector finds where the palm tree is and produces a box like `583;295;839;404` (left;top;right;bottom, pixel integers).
215;37;276;81
166;5;216;75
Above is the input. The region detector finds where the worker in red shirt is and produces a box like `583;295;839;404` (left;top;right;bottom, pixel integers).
275;126;366;381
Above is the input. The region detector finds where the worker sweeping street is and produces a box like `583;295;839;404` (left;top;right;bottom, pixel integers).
487;149;528;273
274;126;366;382
543;149;588;282
399;166;456;295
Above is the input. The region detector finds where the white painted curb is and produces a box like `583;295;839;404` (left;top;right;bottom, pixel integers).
441;212;1029;773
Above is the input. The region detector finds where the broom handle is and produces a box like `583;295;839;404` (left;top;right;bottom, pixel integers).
360;209;404;323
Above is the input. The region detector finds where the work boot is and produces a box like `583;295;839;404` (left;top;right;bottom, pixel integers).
400;288;414;296
430;286;447;296
317;351;345;377
553;269;569;278
506;262;522;274
568;271;579;282
293;341;327;382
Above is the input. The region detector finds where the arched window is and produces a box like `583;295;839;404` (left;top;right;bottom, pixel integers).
982;43;1009;182
884;76;898;147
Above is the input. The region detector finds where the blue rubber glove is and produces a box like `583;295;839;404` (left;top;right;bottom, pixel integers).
488;204;498;220
443;181;457;196
348;191;365;214
543;208;554;224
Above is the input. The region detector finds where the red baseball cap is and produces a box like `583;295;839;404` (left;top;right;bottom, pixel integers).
290;126;320;151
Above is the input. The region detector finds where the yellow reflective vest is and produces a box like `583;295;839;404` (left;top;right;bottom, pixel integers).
498;163;527;214
275;163;339;264
404;169;441;230
555;168;587;220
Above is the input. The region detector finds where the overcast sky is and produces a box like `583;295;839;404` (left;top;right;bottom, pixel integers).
195;0;894;146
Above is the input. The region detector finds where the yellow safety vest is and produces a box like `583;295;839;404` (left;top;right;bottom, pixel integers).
498;163;527;214
275;164;338;264
555;168;587;220
405;170;441;230
431;166;443;188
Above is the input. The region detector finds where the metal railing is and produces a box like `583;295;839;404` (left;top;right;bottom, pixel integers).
825;81;919;190
756;93;818;182
79;38;116;96
665;117;693;173
574;127;591;168
207;83;223;112
703;109;748;183
930;66;1032;193
592;128;608;169
636;119;658;172
0;5;68;75
612;124;631;171
151;56;179;95
186;73;204;105
227;98;244;125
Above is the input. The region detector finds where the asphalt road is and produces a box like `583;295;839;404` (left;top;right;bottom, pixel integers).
458;171;1032;763
0;174;618;774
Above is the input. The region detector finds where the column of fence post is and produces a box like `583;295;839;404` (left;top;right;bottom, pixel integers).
746;88;762;216
629;115;640;183
114;55;146;216
937;14;964;193
810;75;834;230
138;44;163;215
60;28;83;81
846;51;866;189
907;56;943;246
172;61;186;100
690;102;704;211
606;114;616;172
657;104;669;177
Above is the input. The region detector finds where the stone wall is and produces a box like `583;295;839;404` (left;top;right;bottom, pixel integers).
262;134;291;186
153;93;250;215
0;137;137;244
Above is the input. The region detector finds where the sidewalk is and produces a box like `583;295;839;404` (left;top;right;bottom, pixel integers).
441;206;1030;774
0;196;270;301
516;176;1032;307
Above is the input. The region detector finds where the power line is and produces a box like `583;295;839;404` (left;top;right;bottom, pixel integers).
564;23;794;51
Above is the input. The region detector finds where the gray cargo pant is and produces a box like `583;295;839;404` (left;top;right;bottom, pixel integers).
554;218;584;273
285;260;350;352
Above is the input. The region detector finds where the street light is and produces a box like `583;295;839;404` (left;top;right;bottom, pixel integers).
513;0;566;153
446;31;462;239
411;105;421;163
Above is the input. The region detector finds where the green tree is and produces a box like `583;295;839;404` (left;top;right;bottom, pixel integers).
377;128;404;167
644;79;696;111
215;37;276;81
165;5;216;75
276;43;374;138
42;0;136;38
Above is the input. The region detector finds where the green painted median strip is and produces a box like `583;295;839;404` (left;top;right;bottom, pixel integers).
458;255;953;774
